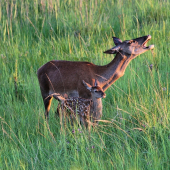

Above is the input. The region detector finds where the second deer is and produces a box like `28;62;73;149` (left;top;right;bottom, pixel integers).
52;80;106;128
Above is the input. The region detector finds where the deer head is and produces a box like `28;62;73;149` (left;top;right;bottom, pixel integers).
82;80;106;99
104;35;154;59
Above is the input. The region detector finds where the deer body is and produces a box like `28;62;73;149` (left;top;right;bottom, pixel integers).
55;96;92;127
37;35;154;119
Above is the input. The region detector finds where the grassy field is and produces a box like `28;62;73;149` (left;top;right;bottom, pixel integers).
0;0;170;169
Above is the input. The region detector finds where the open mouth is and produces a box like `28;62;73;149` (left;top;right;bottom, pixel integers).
142;35;154;49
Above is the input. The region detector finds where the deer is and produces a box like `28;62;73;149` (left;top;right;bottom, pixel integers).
52;80;106;128
37;35;154;121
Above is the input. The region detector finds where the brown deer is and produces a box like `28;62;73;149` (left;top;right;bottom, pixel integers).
53;80;106;127
37;35;154;119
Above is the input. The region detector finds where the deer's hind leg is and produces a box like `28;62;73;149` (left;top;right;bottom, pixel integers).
44;95;53;119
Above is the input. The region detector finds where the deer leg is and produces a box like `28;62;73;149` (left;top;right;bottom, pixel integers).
44;96;53;119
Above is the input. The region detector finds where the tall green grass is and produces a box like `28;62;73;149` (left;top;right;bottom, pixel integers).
0;0;170;169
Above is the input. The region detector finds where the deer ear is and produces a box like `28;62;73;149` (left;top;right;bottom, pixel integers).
104;37;122;54
94;79;98;86
112;37;122;45
103;45;120;54
82;80;92;91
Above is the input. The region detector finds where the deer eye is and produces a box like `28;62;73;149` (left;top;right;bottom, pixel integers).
128;40;133;44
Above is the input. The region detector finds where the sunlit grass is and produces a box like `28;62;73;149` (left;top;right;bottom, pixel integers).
0;0;170;169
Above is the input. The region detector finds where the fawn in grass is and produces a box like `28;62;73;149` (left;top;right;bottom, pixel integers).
52;80;106;129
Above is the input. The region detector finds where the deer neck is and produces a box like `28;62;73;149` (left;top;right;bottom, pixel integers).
97;53;133;91
91;97;103;121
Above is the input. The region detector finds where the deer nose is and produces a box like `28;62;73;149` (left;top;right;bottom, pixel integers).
102;93;106;98
147;35;151;40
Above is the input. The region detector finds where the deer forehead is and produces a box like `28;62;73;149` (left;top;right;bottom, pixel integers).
91;86;103;91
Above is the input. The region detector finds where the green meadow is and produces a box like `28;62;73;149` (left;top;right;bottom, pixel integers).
0;0;170;169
